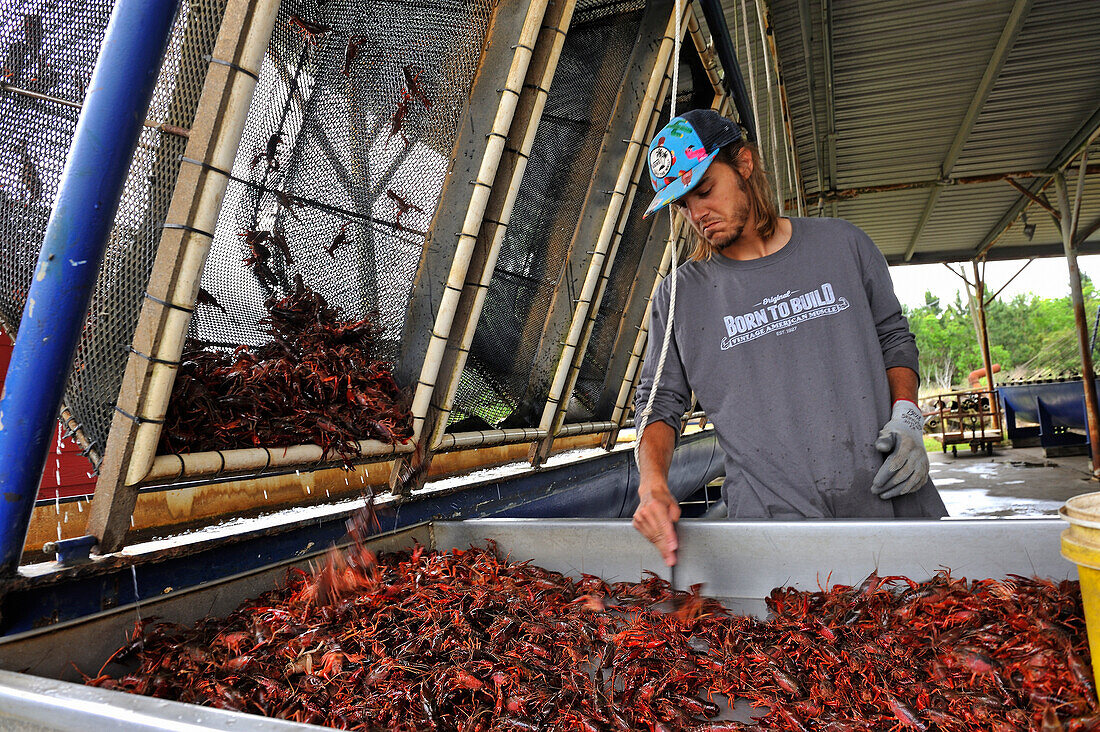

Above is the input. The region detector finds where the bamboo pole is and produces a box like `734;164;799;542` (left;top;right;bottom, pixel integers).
424;0;578;451
603;223;686;445
540;66;675;457
402;0;550;449
531;4;686;465
144;438;416;482
556;420;617;437
435;428;548;451
599;96;725;450
88;1;282;552
686;7;723;100
433;420;617;453
122;5;281;489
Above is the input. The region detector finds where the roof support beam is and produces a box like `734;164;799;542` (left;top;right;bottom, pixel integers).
1004;177;1060;219
974;102;1100;258
902;0;1032;261
794;163;1099;207
1054;170;1100;478
1077;213;1100;246
796;0;823;196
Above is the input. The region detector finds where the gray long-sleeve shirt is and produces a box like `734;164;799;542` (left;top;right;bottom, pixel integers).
635;217;946;519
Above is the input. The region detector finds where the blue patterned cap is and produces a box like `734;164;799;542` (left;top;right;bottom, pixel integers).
644;109;742;218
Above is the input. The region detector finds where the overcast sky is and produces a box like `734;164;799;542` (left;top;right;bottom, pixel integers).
889;255;1100;309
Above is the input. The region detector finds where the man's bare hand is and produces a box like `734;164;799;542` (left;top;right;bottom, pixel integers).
632;482;681;566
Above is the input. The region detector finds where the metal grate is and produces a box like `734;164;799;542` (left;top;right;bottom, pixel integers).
0;1;228;468
570;169;656;421
570;51;714;420
189;0;497;383
447;0;647;429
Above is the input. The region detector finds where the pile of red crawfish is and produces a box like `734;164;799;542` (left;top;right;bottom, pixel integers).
159;275;412;460
88;538;1098;731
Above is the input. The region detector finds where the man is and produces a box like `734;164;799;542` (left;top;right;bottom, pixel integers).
632;109;946;566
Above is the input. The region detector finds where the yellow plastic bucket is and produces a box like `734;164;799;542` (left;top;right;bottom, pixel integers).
1060;491;1100;690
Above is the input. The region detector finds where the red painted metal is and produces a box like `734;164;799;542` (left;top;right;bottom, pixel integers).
0;330;97;501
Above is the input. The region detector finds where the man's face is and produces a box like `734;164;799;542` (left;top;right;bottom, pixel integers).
672;155;751;251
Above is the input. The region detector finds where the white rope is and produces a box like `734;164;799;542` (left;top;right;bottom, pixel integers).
635;0;682;469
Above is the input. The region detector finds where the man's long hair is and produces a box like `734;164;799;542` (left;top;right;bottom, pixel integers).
686;141;779;262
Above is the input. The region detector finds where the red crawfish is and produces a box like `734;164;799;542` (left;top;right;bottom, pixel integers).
288;14;329;45
272;189;303;221
195;287;224;312
251;132;282;172
388;65;432;146
20;142;41;202
389;97;411;147
327;223;347;257
240;231;270;266
387;188;423;231
270;232;293;264
403;64;431;109
343;35;367;77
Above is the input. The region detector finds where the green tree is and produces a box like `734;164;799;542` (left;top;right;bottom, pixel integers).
905;273;1100;396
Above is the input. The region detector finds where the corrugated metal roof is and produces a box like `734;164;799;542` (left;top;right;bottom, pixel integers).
706;0;1100;264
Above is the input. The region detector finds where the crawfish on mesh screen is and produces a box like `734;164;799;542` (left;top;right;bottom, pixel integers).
160;274;412;461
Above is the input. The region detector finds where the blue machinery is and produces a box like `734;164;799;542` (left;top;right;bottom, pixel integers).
0;0;180;575
999;377;1100;454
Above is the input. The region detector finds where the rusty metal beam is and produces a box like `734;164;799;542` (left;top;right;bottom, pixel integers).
973;102;1100;258
1004;177;1060;219
792;163;1100;208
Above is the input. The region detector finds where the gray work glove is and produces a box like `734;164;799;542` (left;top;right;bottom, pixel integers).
871;400;929;500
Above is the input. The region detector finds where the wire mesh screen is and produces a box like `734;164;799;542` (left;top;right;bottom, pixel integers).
0;1;228;467
569;49;715;421
190;0;496;384
447;0;647;430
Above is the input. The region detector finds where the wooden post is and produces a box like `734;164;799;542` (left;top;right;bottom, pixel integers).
970;261;1000;431
1054;171;1100;478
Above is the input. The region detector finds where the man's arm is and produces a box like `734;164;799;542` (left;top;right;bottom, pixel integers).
887;366;919;405
632;276;691;564
852;228;929;499
853;227;920;376
632;421;680;566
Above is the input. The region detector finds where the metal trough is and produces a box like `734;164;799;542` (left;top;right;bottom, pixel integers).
0;517;1073;730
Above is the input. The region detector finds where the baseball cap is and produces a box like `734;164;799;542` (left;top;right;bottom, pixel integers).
644;109;743;218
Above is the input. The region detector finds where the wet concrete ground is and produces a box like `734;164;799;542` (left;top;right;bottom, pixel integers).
932;445;1096;518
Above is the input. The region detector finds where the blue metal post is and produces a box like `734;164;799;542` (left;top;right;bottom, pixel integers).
0;0;180;575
